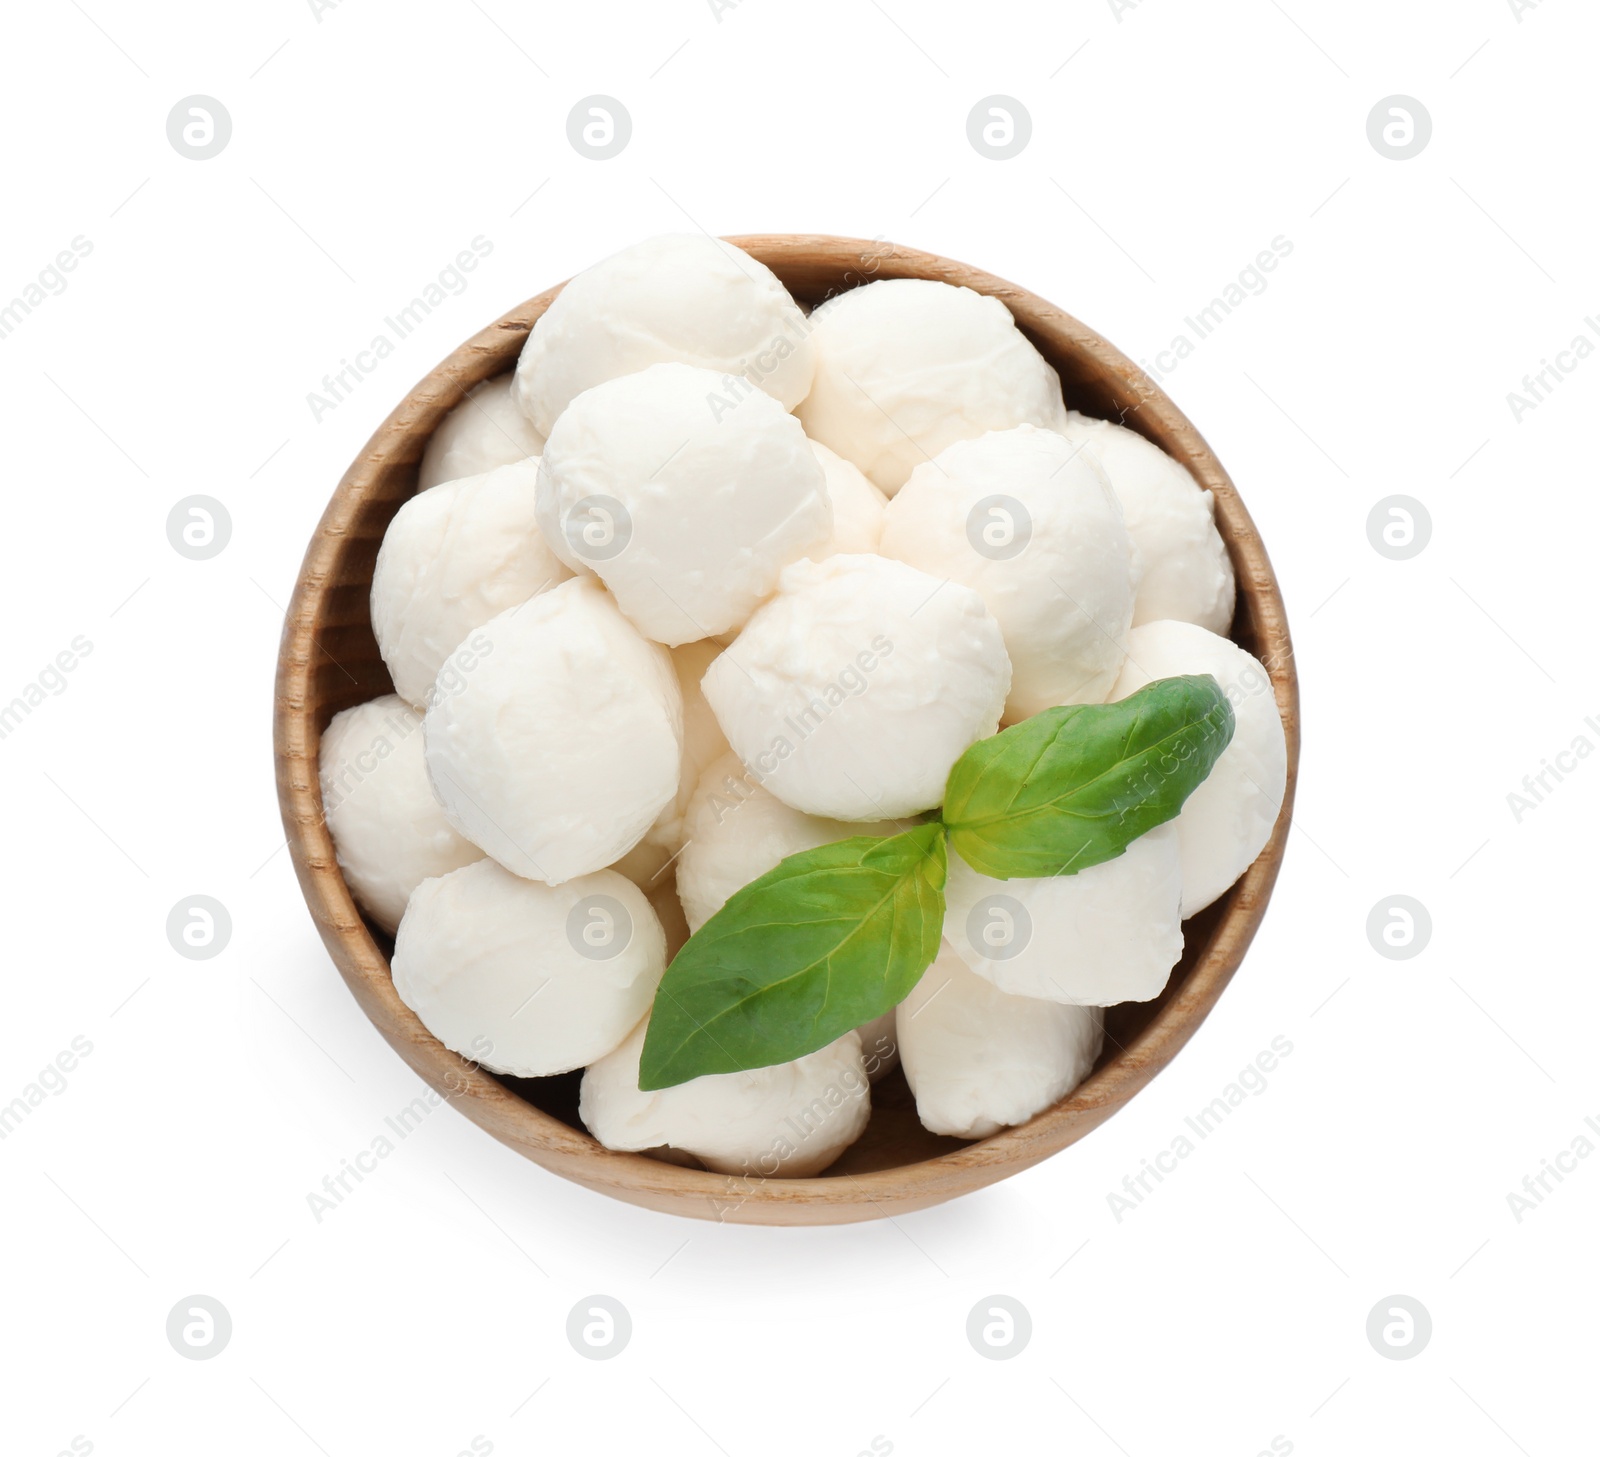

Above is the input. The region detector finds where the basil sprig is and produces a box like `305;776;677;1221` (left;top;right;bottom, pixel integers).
942;674;1234;879
638;675;1235;1089
639;826;946;1092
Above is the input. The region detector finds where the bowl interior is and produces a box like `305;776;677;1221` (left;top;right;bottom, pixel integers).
276;235;1297;1221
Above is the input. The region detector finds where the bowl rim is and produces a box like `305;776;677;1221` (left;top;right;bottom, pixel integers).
273;233;1300;1226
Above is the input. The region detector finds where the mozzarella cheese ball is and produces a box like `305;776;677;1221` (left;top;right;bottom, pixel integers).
580;1020;869;1177
880;425;1135;717
807;440;887;561
897;944;1103;1139
371;460;573;707
1111;621;1287;916
702;554;1010;820
1058;411;1235;633
319;696;484;933
392;860;664;1078
796;279;1070;494
676;750;898;932
943;824;1184;1005
418;375;545;491
536;363;830;645
514;233;816;436
424;578;683;884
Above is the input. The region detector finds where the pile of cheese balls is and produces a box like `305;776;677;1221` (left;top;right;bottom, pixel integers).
319;234;1288;1180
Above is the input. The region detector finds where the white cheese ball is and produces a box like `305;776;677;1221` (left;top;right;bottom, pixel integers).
392;860;664;1078
536;363;830;645
1111;621;1287;917
319;696;484;934
943;824;1184;1005
580;1020;869;1177
514;234;816;437
897;944;1103;1139
807;440;887;560
424;578;683;885
880;425;1135;717
676;750;898;933
418;376;545;491
796;278;1070;494
1058;411;1235;633
372;460;574;708
702;554;1010;820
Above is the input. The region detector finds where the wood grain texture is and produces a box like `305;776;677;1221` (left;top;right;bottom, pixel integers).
273;234;1301;1226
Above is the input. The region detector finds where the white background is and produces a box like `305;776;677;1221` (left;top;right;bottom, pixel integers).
2;1;1595;1453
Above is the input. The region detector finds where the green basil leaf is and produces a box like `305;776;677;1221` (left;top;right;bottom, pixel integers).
638;823;947;1090
941;674;1235;879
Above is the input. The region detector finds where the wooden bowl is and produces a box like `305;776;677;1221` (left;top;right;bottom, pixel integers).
274;234;1299;1226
